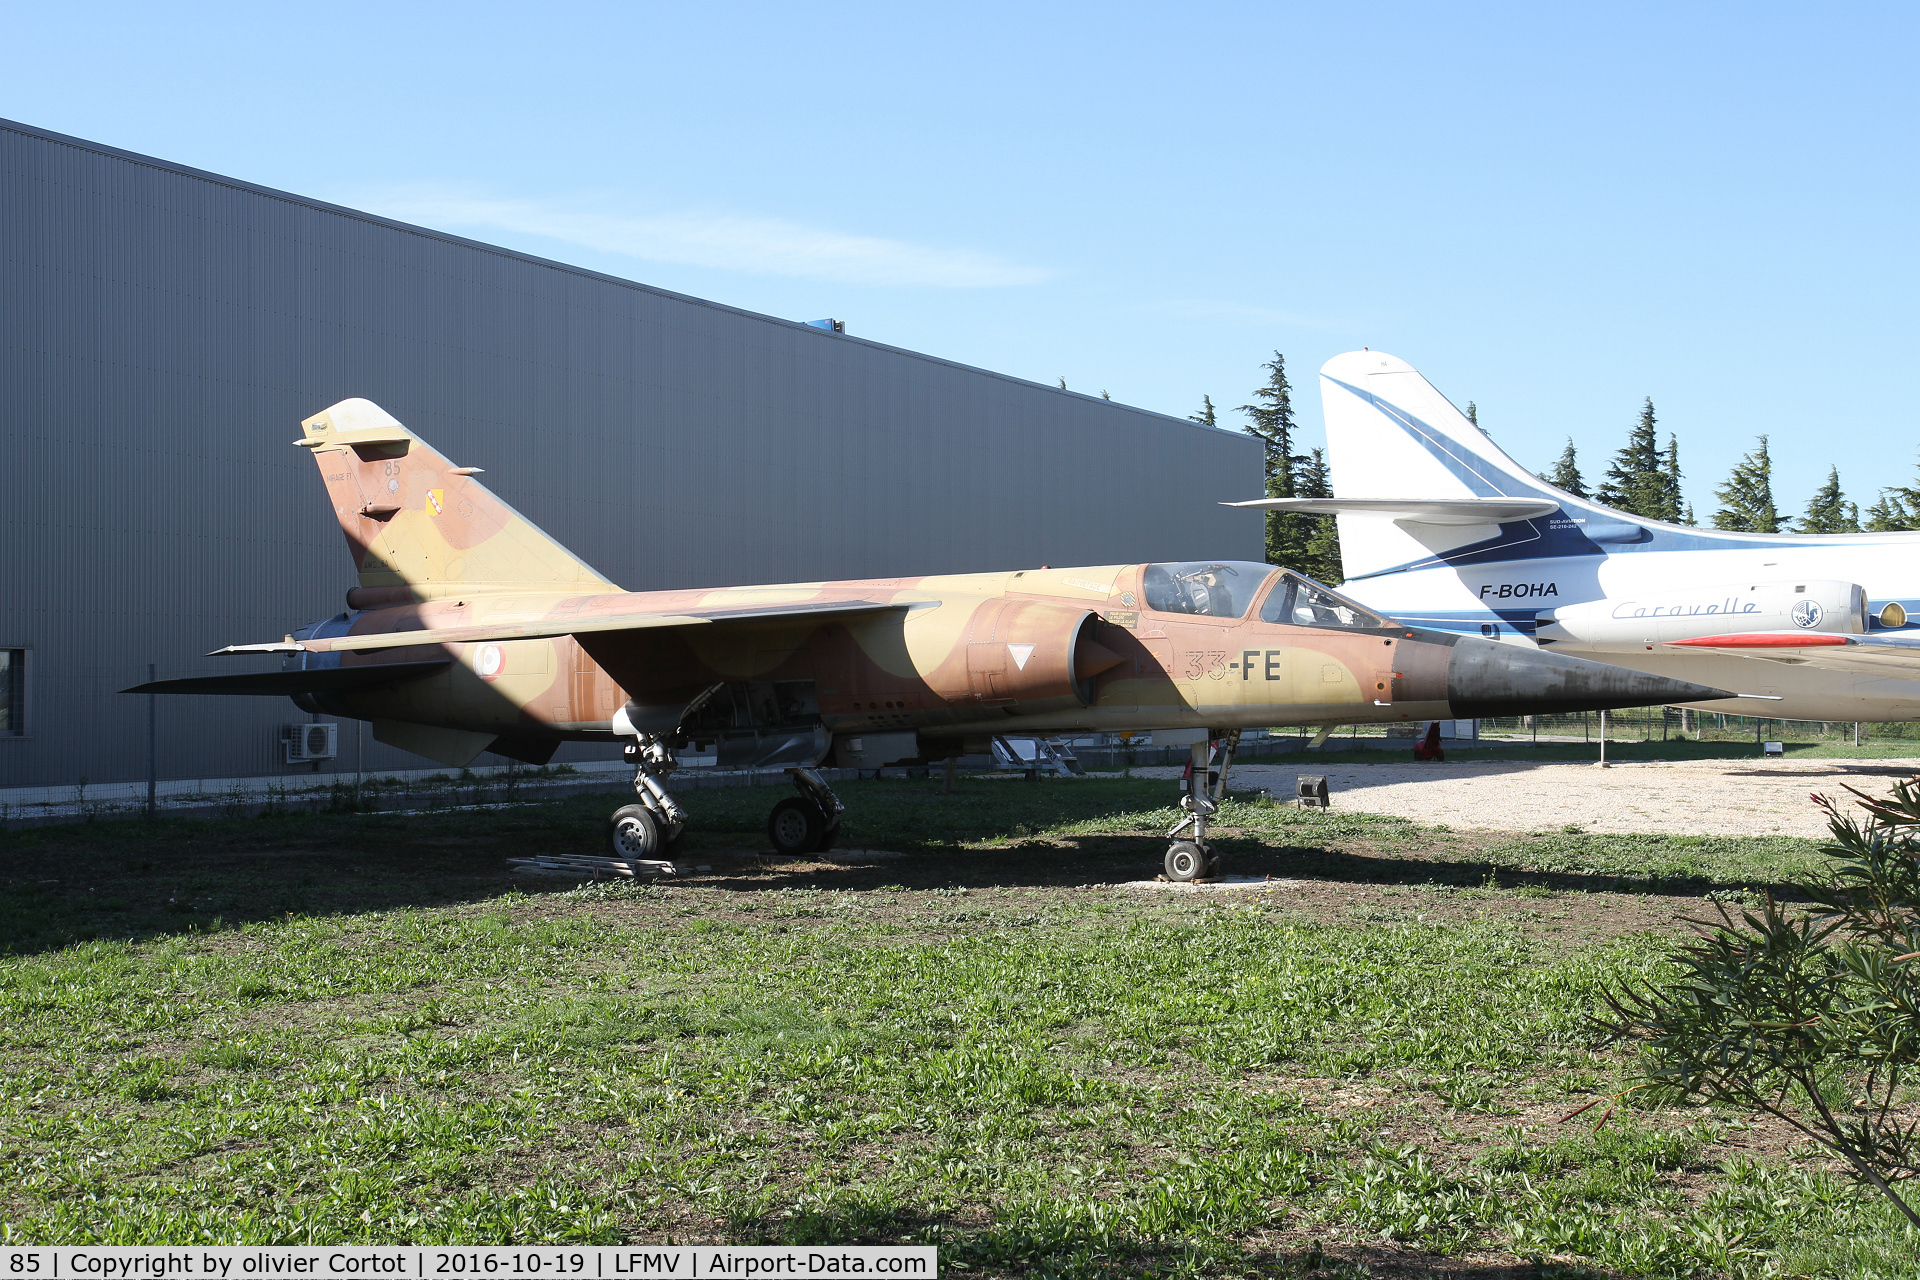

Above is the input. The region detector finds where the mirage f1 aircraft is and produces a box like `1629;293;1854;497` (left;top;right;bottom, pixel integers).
1237;350;1920;724
131;398;1726;881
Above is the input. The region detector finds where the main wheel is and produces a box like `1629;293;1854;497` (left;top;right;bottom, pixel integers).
814;817;841;854
1165;839;1208;883
768;797;825;856
607;804;662;860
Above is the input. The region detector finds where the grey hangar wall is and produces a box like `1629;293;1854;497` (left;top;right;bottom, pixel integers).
0;118;1263;791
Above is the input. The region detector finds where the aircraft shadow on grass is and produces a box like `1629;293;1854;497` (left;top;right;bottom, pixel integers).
0;811;1810;958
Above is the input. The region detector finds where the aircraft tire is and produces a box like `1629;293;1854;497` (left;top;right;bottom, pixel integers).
768;797;824;856
607;804;661;861
1165;839;1208;883
814;818;840;854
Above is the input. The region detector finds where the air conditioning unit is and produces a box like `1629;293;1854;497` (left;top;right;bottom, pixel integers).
284;722;338;763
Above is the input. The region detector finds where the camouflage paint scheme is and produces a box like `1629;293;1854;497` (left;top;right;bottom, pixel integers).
186;399;1721;769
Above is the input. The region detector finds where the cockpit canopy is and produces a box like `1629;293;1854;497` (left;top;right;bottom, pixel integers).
1141;561;1274;618
1141;561;1391;630
1260;572;1389;629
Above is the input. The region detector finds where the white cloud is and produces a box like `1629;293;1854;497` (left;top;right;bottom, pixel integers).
1150;298;1356;331
362;188;1052;289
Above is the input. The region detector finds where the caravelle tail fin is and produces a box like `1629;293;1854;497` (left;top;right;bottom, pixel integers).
299;399;615;604
1317;352;1611;581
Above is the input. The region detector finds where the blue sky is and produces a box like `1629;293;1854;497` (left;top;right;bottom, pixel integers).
5;1;1914;520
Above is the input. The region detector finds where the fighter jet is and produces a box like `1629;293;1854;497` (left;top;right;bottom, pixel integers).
1238;350;1920;725
131;398;1727;881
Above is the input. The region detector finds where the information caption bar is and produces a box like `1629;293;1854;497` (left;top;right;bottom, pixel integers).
3;1248;936;1280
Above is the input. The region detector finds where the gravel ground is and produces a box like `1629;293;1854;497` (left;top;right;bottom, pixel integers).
1131;757;1920;837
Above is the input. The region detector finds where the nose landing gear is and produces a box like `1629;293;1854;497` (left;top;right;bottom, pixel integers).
1163;739;1228;883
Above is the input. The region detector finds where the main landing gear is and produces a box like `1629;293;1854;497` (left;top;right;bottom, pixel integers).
1163;737;1234;883
766;767;845;857
607;733;690;861
606;734;847;862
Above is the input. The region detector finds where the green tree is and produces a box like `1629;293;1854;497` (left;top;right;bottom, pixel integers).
1664;434;1692;524
1465;401;1479;428
1866;491;1917;532
1597;398;1683;522
1294;447;1343;583
1547;438;1587;497
1864;453;1920;531
1189;394;1218;427
1796;466;1860;534
1238;352;1307;567
1711;435;1781;533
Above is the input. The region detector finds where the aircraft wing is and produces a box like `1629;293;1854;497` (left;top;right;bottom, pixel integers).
122;660;452;695
1223;497;1561;526
1663;631;1920;677
211;599;914;657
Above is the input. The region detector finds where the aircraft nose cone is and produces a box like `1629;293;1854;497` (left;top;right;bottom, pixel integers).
1444;637;1732;717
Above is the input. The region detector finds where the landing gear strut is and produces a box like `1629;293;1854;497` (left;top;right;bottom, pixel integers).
1164;740;1225;883
606;733;689;860
768;766;845;856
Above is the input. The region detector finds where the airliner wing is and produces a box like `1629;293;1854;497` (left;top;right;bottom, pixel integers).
1664;631;1920;677
1225;497;1561;526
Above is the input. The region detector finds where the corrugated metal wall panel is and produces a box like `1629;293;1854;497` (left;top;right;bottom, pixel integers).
0;118;1262;790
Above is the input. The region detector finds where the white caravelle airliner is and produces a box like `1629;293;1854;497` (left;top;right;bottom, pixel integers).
1236;349;1920;722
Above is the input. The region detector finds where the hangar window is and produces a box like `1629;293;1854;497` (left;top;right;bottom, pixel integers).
0;650;21;735
1142;561;1275;618
1260;573;1390;630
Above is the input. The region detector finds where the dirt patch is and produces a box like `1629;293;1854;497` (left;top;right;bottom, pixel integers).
1129;756;1920;837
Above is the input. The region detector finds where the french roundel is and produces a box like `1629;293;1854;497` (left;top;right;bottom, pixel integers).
1790;599;1823;629
477;644;505;679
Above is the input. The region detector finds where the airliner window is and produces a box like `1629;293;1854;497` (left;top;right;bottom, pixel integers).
1141;561;1276;618
1260;574;1389;630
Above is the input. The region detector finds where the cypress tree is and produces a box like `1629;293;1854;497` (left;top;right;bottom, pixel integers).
1866;491;1917;533
1796;467;1860;534
1295;447;1343;583
1597;399;1682;521
1664;434;1690;524
1465;402;1479;428
1711;436;1781;533
1238;352;1305;567
1865;453;1920;531
1190;394;1218;427
1548;439;1587;497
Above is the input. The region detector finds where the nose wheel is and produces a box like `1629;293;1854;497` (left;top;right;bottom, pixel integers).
1163;739;1225;883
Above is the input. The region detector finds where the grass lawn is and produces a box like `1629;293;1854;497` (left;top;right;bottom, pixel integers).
1;777;1913;1276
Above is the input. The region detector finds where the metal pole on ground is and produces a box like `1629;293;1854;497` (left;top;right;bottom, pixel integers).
1597;709;1608;767
146;662;156;818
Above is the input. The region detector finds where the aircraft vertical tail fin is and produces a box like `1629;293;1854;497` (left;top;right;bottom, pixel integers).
298;399;614;603
1319;352;1585;580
